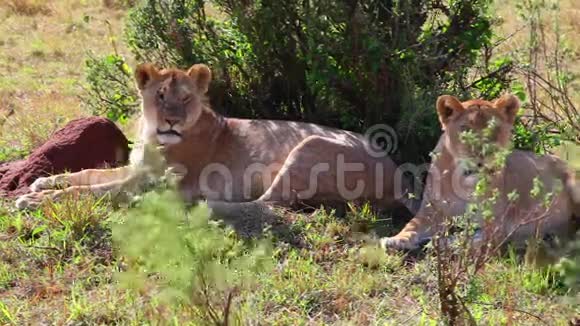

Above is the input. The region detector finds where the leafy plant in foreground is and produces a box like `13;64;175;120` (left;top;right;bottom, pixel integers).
429;119;565;324
112;191;272;324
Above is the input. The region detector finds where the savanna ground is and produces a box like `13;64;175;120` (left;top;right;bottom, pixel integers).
0;0;579;324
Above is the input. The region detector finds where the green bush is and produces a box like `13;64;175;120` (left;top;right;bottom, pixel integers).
86;0;506;162
512;117;563;154
125;0;256;119
83;53;139;123
112;191;272;323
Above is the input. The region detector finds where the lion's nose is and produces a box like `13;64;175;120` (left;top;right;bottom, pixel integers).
166;119;179;127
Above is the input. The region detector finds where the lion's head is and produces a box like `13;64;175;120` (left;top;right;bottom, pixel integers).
135;63;212;145
436;94;520;172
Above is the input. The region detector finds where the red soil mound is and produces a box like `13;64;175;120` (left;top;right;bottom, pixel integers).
0;117;130;198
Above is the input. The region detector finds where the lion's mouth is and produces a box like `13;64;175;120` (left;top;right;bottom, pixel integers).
463;169;477;177
156;129;182;137
156;129;183;145
458;161;483;177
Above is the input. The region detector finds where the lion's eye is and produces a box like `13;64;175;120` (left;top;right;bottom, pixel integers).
183;95;192;103
157;92;164;101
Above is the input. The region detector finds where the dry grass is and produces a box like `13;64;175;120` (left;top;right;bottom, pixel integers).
0;0;127;160
495;0;580;81
494;0;580;168
0;0;53;16
0;92;87;155
101;0;136;9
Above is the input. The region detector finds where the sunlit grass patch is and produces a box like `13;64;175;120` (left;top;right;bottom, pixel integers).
0;92;86;160
555;141;580;171
0;2;131;322
1;189;578;324
0;192;120;324
0;0;127;158
101;0;136;9
462;259;576;324
0;0;52;16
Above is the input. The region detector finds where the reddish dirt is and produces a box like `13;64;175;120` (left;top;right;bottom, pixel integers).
0;117;130;198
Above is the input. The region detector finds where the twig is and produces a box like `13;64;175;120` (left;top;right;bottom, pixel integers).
457;295;477;326
223;288;236;326
105;20;119;56
28;245;62;253
199;272;221;324
397;296;438;324
492;25;527;48
472;301;548;325
464;63;513;91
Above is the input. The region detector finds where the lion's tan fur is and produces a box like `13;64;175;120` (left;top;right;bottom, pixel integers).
381;95;579;250
16;64;401;211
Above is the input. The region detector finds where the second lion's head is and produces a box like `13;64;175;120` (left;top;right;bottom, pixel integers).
436;94;520;171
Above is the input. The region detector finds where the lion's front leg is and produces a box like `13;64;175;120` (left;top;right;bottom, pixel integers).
16;169;141;210
380;217;435;250
30;166;134;192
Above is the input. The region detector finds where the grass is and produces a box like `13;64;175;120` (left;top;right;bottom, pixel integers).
495;0;580;90
0;0;127;161
1;192;578;324
0;0;579;324
0;0;53;16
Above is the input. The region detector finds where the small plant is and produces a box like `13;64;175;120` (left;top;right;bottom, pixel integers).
512;0;578;152
428;119;562;324
112;191;272;324
0;147;28;162
39;193;110;258
0;301;15;324
512;116;563;154
83;53;139;123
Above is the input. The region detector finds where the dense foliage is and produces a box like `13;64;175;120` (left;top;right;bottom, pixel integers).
86;0;510;162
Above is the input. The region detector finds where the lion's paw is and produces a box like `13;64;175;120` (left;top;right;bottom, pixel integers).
15;191;47;210
29;175;69;192
29;177;54;192
379;235;421;251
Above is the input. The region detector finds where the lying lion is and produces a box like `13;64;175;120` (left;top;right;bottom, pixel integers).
381;94;580;250
15;63;405;212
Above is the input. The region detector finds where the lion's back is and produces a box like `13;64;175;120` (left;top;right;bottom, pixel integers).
228;118;365;164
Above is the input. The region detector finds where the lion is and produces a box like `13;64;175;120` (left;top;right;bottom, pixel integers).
15;63;405;212
380;94;580;251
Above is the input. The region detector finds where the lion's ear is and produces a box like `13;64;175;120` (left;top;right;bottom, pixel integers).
494;94;520;124
135;63;160;90
187;64;212;94
436;95;464;130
